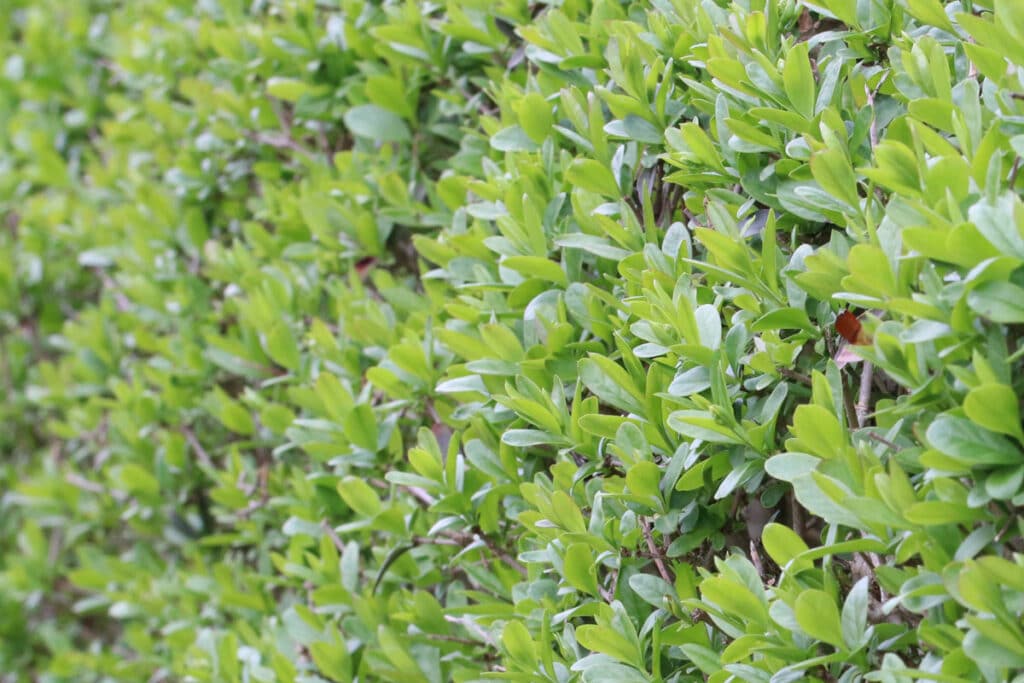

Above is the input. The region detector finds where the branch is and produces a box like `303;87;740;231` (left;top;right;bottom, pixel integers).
181;426;214;469
66;472;105;495
641;517;674;584
321;519;347;554
856;361;874;428
779;366;812;386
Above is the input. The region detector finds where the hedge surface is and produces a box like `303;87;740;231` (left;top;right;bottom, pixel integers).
3;0;1024;681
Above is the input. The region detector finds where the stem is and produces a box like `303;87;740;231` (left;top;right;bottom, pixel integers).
856;361;874;428
182;426;214;469
641;517;674;584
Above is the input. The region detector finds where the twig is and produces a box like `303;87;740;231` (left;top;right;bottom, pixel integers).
444;615;498;647
842;373;859;431
864;73;889;150
600;564;620;602
856;362;874;428
404;486;436;506
749;540;765;580
181;426;214;469
779;366;813;386
93;268;131;312
424;633;482;646
867;432;900;451
995;514;1018;542
641;517;674;584
320;519;347;554
369;477;436;506
416;531;527;577
866;552;887;602
477;534;528;577
66;472;106;495
788;489;804;541
246;130;314;159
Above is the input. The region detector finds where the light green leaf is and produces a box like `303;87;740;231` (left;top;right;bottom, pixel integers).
337;476;382;517
579;355;645;415
344;104;411;143
566;159;621;198
794;589;844;648
965;383;1024;441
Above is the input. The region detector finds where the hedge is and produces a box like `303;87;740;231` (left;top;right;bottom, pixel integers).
3;0;1024;681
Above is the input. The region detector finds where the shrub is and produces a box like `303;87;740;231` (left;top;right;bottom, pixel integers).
3;0;1024;682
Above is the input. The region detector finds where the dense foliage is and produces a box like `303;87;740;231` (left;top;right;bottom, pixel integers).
4;0;1024;681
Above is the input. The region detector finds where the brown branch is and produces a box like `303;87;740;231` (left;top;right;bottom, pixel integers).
867;432;900;451
842;373;859;431
444;615;498;648
779;366;813;386
423;633;482;646
641;517;674;584
478;534;527;577
788;489;804;542
413;531;527;577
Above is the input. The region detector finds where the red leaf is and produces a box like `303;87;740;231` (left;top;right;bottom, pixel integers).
835;310;870;345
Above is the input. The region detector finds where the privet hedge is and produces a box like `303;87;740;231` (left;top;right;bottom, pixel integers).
3;0;1024;681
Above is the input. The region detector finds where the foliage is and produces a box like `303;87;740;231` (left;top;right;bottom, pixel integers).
3;0;1024;682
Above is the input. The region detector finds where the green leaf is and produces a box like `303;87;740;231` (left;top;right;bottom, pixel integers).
502;620;536;665
566;159;621;198
810;145;859;210
267;77;322;102
794;589;844;648
337;476;382;517
783;42;816;118
576;625;641;667
343;104;411;143
551;490;588;534
841;577;869;651
309;640;351;682
502;256;567;286
216;393;255;436
579;355;645;415
926;415;1022;466
517;93;553;143
906;0;956;32
628;573;675;608
788;404;845;459
761;523;810;572
116;464;160;499
997;0;1024;43
964;383;1024;441
563;543;600;596
491;125;540;152
751;307;817;334
679;644;722;675
343;404;379;451
625;461;663;507
985;465;1024;500
700;576;769;627
377;626;424;678
963;627;1024;670
265;323;301;371
967;281;1024;323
